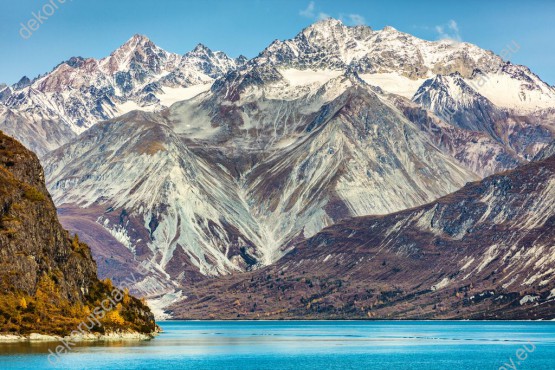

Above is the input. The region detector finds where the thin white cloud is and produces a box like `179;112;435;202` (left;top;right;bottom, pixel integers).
300;2;365;25
448;19;459;33
299;2;329;21
435;19;462;42
345;14;366;26
299;1;316;18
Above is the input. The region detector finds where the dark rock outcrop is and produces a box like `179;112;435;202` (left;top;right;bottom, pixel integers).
0;131;156;335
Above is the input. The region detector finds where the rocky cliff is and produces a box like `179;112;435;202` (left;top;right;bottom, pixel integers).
0;131;156;335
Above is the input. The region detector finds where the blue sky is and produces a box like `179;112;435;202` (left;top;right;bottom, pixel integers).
1;0;554;85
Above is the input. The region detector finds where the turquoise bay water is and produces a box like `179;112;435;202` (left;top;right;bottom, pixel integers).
1;321;554;369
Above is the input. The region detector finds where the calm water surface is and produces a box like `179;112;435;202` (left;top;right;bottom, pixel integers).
1;321;554;369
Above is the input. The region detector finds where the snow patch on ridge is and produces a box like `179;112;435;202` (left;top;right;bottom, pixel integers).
158;84;212;107
278;68;343;87
465;72;555;111
431;277;451;291
519;295;539;305
98;216;136;254
360;73;427;98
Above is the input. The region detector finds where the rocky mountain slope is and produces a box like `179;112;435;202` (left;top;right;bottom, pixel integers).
0;35;245;156
44;73;475;292
37;19;555;313
0;131;156;335
173;153;555;320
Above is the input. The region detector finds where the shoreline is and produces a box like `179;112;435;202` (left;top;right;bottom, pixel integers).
0;330;159;343
159;318;555;322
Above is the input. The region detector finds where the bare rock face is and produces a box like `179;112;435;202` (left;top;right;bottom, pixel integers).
173;154;555;320
534;140;555;161
0;131;156;335
0;130;86;299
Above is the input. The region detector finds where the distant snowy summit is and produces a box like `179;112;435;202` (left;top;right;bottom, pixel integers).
0;34;245;155
1;18;554;156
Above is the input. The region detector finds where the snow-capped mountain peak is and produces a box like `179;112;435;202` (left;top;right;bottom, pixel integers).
253;18;507;83
13;76;32;89
413;73;484;108
123;33;152;46
110;33;160;57
189;43;212;54
0;36;243;155
100;34;179;77
301;17;347;37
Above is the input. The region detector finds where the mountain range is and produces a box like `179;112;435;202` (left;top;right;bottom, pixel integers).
0;35;245;156
1;18;554;318
175;151;555;320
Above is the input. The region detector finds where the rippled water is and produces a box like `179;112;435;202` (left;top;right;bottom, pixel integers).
1;321;554;369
